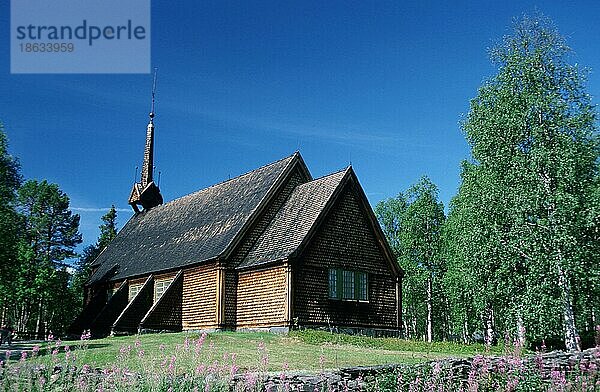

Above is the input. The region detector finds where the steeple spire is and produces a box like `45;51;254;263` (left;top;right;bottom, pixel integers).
129;68;164;213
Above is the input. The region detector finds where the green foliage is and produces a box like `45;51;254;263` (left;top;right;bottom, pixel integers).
445;14;600;350
0;123;22;328
72;205;119;308
376;176;446;341
11;179;83;335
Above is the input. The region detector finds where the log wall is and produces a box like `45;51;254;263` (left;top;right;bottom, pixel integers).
182;262;218;330
236;264;288;328
224;166;308;327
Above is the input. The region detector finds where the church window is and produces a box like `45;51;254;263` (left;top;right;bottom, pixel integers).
154;278;173;303
328;269;368;301
128;283;142;302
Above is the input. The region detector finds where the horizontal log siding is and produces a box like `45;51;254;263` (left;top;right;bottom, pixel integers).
182;263;218;330
225;168;307;326
236;265;288;327
294;184;397;329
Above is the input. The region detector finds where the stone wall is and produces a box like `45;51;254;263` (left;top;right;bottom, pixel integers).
232;347;600;391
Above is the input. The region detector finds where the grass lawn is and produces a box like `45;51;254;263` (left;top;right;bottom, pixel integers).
37;330;500;372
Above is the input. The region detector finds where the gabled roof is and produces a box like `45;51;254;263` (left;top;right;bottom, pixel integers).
239;166;402;278
88;153;302;284
238;168;349;269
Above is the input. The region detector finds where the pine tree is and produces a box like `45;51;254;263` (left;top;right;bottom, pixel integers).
0;123;22;326
16;180;82;335
72;205;119;306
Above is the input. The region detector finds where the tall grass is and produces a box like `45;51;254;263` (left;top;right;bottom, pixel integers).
1;329;599;391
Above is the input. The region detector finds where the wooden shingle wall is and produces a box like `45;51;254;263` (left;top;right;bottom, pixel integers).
224;167;308;327
90;280;129;336
294;183;398;330
236;265;288;328
141;271;183;331
182;262;218;330
112;276;154;334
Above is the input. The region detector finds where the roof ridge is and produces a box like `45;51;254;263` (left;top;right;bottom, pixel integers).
157;153;298;209
302;166;349;183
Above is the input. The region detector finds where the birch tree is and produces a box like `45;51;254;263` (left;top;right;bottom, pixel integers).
451;14;599;350
376;177;446;341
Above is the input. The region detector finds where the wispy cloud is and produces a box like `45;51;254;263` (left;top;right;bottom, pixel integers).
71;207;132;213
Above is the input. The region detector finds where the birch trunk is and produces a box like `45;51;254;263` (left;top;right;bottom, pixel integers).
557;260;580;351
35;297;44;339
485;306;495;346
516;313;526;347
426;276;433;342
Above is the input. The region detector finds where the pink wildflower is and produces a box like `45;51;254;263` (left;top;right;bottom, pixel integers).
82;364;91;373
244;370;257;388
230;363;239;377
168;355;176;374
506;378;519;392
20;352;27;361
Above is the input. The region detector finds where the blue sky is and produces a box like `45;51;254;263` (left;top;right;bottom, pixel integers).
1;1;600;251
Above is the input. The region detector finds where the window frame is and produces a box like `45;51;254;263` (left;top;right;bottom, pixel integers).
328;268;368;302
128;283;143;302
154;278;174;303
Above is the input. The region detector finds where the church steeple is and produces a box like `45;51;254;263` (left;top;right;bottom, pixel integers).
128;69;164;213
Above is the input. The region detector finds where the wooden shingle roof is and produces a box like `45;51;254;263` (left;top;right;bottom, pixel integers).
238;168;349;269
88;154;298;284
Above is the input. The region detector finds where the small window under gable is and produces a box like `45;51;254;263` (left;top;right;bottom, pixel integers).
328;268;368;301
128;283;143;302
154;278;173;303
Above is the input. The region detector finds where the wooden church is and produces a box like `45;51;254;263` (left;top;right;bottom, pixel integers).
70;108;403;337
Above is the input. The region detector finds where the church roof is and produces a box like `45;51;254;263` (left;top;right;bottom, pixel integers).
238;168;349;269
88;153;299;284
